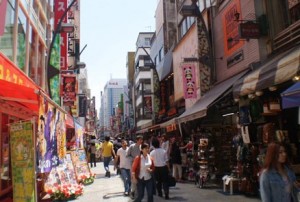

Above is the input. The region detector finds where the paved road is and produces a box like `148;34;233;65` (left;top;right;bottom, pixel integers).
73;162;261;202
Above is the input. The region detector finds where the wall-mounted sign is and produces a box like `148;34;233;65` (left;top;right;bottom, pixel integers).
222;0;244;56
239;22;260;39
181;63;197;99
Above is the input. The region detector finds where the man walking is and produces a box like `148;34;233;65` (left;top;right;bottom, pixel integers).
100;136;115;177
114;139;131;196
127;135;143;198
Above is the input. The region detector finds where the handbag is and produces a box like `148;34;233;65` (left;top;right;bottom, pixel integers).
168;175;176;187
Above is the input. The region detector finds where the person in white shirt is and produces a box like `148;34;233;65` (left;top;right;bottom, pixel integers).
114;139;131;196
150;138;170;200
131;143;154;202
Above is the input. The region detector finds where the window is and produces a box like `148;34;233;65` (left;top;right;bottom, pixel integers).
179;16;195;38
145;37;151;46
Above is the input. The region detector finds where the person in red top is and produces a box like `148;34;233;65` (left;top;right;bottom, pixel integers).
131;143;154;202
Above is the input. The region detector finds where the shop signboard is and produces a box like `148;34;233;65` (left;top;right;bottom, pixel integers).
181;63;197;99
0;52;37;88
70;149;91;181
44;153;77;190
10;121;36;202
37;96;67;173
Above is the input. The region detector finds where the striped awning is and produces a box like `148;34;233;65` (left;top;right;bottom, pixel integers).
233;45;300;97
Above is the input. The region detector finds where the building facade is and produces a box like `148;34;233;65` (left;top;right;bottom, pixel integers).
99;78;127;137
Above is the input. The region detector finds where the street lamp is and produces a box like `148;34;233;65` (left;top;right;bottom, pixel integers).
46;0;78;99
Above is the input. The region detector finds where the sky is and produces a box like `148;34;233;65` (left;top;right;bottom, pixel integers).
80;0;157;111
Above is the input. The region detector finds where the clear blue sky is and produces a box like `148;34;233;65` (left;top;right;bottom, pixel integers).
80;0;157;110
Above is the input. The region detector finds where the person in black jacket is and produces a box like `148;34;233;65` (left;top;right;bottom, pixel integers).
170;136;183;182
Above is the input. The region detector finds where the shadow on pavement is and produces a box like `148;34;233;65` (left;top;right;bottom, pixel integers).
103;191;125;199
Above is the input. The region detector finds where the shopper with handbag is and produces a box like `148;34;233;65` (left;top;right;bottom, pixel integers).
131;143;155;202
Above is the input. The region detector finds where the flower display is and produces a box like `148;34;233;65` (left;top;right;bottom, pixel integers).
46;183;84;200
78;173;96;185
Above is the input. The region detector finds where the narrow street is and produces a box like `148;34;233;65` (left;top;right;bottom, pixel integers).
73;162;261;202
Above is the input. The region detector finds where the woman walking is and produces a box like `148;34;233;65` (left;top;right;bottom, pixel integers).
260;142;300;202
131;143;155;202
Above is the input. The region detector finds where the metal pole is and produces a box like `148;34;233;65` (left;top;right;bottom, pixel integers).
46;0;77;99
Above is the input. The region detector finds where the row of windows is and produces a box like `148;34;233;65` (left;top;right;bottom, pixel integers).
0;0;50;87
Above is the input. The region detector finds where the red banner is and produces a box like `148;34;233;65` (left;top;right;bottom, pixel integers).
182;63;197;99
54;0;68;70
61;74;76;105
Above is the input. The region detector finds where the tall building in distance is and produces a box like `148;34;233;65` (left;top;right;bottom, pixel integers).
100;78;127;137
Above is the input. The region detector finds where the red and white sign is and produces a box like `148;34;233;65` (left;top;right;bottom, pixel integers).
61;74;77;104
182;63;197;99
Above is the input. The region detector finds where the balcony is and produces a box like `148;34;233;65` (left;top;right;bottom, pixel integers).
273;20;300;51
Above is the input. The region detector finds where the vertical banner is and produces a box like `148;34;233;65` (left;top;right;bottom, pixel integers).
37;96;66;173
0;0;7;36
75;122;84;149
10;121;36;202
61;74;77;105
49;34;61;105
144;96;152;113
182;63;197;99
54;0;68;70
78;94;87;117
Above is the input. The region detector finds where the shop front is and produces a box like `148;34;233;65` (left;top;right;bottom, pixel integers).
174;71;247;184
230;44;300;196
0;53;91;202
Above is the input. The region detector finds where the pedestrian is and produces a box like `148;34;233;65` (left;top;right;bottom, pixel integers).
150;138;170;200
100;136;115;177
89;143;97;167
131;143;154;202
114;137;122;175
170;136;183;182
259;142;300;202
127;135;143;198
114;139;131;196
161;133;170;157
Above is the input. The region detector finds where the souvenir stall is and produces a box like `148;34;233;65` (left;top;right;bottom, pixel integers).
0;52;40;202
230;45;300;196
0;52;92;202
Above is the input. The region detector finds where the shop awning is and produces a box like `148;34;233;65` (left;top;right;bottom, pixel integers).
0;79;39;113
233;45;300;97
281;82;300;109
176;71;247;124
0;53;40;114
160;118;177;128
